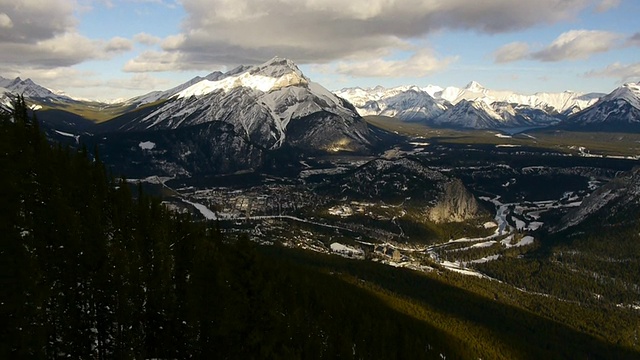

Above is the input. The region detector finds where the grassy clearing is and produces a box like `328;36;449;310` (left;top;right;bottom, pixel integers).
365;115;640;157
37;99;167;123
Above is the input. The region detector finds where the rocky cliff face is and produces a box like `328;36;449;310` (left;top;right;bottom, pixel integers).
428;179;482;223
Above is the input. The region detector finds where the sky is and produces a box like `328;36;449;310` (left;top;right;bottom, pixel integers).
0;0;638;101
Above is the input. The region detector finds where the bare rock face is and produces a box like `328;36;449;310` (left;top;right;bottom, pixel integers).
428;179;481;223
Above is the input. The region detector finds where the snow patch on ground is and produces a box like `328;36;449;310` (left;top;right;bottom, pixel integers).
470;255;501;264
139;141;156;150
183;200;218;220
483;221;498;229
496;144;521;148
471;241;496;249
54;130;80;144
502;235;535;248
330;242;364;259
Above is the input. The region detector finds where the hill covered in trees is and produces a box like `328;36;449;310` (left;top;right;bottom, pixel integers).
0;97;460;359
1;97;639;359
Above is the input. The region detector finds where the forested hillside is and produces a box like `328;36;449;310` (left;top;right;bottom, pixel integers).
0;97;458;359
2;97;639;359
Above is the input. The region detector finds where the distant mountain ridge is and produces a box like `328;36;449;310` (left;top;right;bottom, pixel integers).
2;65;639;135
335;81;605;130
0;76;73;104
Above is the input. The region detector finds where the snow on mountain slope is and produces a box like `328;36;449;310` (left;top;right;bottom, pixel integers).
601;82;640;109
127;71;225;106
432;99;504;129
567;82;640;129
335;86;446;121
337;82;603;128
102;57;378;153
491;102;561;127
0;76;73;102
176;59;308;98
431;81;600;113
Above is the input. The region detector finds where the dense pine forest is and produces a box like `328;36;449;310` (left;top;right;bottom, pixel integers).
0;97;458;359
2;97;640;359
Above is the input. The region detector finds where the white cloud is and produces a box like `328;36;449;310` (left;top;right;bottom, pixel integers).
133;32;161;46
585;62;640;82
125;0;595;71
104;36;134;53
123;50;190;72
531;30;621;61
332;50;456;78
493;42;530;63
0;12;12;28
494;30;623;63
105;73;171;90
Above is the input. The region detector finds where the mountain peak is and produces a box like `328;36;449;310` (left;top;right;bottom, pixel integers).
601;81;640;108
464;81;485;92
176;57;310;98
251;56;304;79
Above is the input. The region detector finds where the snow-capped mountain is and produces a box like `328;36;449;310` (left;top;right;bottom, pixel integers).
101;57;378;154
432;81;601;114
432;99;504;129
0;76;73;103
88;57;391;177
566;82;640;131
491;101;561;127
126;71;227;107
336;82;603;129
335;86;446;121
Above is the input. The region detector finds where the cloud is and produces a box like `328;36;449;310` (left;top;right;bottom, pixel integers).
0;1;77;43
493;42;530;63
105;73;171;90
627;32;640;47
595;0;620;12
0;3;137;68
104;37;134;53
0;32;101;67
585;62;640;82
331;50;456;78
125;0;595;71
0;12;12;28
531;30;622;61
123;50;190;72
494;30;622;63
134;32;161;46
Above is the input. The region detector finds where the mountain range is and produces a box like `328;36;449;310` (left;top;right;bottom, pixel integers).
3;60;640;133
335;81;632;130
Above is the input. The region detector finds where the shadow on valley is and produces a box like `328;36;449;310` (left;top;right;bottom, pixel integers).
263;246;640;360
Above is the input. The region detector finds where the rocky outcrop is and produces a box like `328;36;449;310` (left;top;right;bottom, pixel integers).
428;179;482;223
